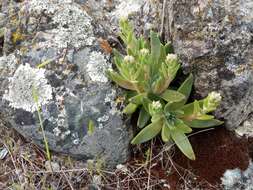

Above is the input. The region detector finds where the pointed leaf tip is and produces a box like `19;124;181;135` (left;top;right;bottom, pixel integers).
171;129;196;160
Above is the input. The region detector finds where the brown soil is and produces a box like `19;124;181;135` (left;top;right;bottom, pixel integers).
167;127;251;189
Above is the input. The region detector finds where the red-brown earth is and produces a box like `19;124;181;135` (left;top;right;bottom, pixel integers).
164;127;251;189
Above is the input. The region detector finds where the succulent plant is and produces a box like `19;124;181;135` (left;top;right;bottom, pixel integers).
107;19;223;160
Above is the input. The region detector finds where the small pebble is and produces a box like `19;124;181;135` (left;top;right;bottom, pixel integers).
45;161;60;171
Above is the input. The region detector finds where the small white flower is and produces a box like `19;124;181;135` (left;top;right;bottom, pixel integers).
152;101;162;110
209;91;222;103
124;55;135;63
140;48;149;55
166;54;177;63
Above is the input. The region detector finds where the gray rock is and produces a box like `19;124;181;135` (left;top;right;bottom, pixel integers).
83;0;162;39
0;0;132;168
165;0;253;131
221;162;253;190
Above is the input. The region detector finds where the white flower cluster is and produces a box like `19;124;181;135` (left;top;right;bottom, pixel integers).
203;91;222;113
166;53;177;63
140;48;149;56
123;55;135;64
151;101;162;110
208;91;222;103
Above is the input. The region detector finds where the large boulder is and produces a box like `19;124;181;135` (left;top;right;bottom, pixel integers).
165;0;253;133
0;0;132;168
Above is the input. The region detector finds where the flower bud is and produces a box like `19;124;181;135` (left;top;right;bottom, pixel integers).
166;54;177;63
203;92;222;113
124;55;135;64
140;48;149;56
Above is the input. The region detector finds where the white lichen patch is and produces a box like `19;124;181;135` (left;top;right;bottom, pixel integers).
235;120;253;137
221;162;253;189
53;127;61;137
60;130;71;140
221;168;242;188
27;0;72;14
105;89;123;115
86;51;111;83
51;4;94;49
0;54;18;77
27;0;94;49
224;0;253;22
3;64;52;112
97;115;110;129
104;89;116;103
97;115;110;123
112;0;145;18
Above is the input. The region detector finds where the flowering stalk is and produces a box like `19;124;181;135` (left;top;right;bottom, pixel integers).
202;92;222;113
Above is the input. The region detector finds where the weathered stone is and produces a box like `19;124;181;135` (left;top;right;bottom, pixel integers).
165;0;253;131
0;0;132;168
221;162;253;190
83;0;162;40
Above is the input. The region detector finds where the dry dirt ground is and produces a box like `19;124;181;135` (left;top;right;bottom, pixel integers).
0;120;251;190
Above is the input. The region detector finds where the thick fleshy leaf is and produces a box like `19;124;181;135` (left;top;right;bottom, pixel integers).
197;114;214;120
184;119;223;128
137;107;150;128
175;119;192;133
119;18;137;51
123;103;138;114
160;90;185;103
164;74;193;110
137;37;147;50
107;71;136;91
142;97;152;113
177;74;193;105
193;100;201;115
152;76;165;94
171;129;196;160
113;49;123;68
180;100;204;117
150;31;161;63
134;65;145;80
150;32;161;81
151;114;163;123
167;62;180;81
156;63;180;94
113;49;130;79
129;93;146;105
131;120;163;144
167;110;185;118
161;123;171;142
159;45;167;63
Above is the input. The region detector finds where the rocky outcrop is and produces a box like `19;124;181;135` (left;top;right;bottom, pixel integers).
165;0;253;132
0;0;132;168
1;0;252;169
